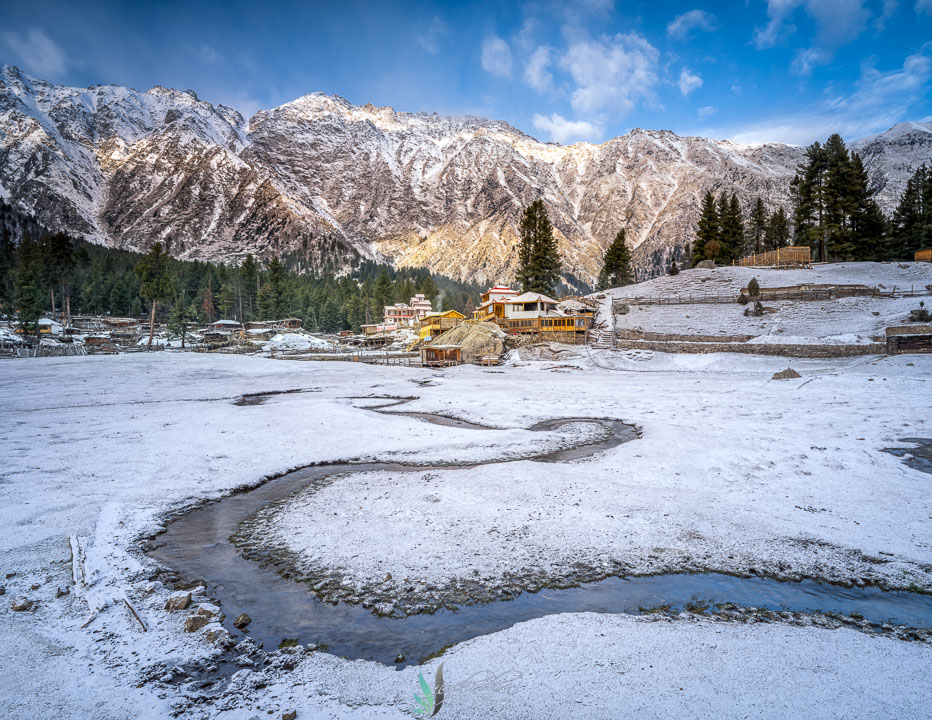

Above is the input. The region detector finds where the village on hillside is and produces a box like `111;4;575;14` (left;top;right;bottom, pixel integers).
4;253;931;365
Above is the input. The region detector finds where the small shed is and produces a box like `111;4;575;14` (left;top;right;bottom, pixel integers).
916;248;932;263
420;344;462;367
209;319;242;331
886;325;932;354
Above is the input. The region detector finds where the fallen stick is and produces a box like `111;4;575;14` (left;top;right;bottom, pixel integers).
122;594;147;632
81;610;98;629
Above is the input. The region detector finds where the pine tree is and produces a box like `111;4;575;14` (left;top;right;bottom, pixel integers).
823;133;853;259
765;207;790;250
692;191;719;266
417;275;439;305
597;228;634;289
727;193;745;262
711;193;744;264
14;235;45;339
167;298;197;349
319;297;344;332
794;141;829;261
792;134;886;262
239;254;259;320
0;223;15;310
395;277;416;304
669;258;679;276
45;232;74;326
201;282;216;323
848;153;886;260
516;200;561;295
889;164;929;260
374;268;394;311
344;294;366;332
750;197;767;255
265;256;289;319
134;242;174;349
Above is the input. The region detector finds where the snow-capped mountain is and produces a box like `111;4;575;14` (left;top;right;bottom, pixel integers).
2;64;930;284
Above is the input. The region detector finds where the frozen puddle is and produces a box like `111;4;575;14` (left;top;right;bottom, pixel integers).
148;403;932;667
881;438;932;475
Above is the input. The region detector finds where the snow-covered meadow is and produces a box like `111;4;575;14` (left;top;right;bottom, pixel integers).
607;262;932;345
1;347;931;718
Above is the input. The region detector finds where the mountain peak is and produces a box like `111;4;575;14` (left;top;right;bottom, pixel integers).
2;67;931;285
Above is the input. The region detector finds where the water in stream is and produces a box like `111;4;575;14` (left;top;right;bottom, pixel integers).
148;398;932;667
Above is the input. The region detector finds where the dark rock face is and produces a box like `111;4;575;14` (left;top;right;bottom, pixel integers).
2;64;930;284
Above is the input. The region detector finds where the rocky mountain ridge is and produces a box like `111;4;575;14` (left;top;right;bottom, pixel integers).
1;64;930;285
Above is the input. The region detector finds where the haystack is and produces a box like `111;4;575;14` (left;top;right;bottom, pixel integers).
430;322;506;364
771;367;801;380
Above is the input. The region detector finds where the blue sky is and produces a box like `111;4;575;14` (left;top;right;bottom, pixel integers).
1;0;931;145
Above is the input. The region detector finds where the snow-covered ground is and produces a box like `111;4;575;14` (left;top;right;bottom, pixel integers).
607;262;932;301
1;350;931;718
262;332;335;352
601;262;932;346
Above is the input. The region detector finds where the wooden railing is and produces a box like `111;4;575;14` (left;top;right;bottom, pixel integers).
737;246;812;268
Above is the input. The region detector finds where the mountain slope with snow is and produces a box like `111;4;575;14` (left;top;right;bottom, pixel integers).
1;64;930;283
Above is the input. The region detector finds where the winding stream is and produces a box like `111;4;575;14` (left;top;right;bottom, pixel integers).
148;395;932;667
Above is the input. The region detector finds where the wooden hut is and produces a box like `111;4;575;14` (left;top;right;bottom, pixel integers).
418;310;465;340
420;345;462;367
916;248;932;263
886;325;932;354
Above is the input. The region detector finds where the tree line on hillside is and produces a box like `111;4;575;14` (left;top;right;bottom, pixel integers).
0;202;483;337
690;134;930;267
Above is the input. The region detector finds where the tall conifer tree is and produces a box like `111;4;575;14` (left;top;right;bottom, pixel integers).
597;229;634;290
516;200;561;295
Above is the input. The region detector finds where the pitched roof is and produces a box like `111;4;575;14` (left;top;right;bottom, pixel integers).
507;292;559;304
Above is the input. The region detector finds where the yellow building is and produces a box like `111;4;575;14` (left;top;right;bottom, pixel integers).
418;310;466;340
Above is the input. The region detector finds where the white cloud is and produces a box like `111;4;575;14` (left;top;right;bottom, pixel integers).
667;10;720;40
754;0;870;49
710;46;932;144
481;36;513;78
561;32;660;116
678;67;703;96
1;27;68;79
805;0;870;46
524;46;554;92
532;112;601;144
875;0;899;29
917;0;932;14
754;0;802;48
698;105;717;118
791;47;830;75
198;44;222;64
416;16;449;55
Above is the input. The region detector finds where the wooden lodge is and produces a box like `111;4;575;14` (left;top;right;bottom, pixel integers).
15;317;63;335
916;248;932;263
472;285;519;321
470;286;592;343
420;344;462;367
737;246;811;268
418;310;466;340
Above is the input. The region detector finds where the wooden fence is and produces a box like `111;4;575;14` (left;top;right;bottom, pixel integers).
737;246;811;268
615;284;931;308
